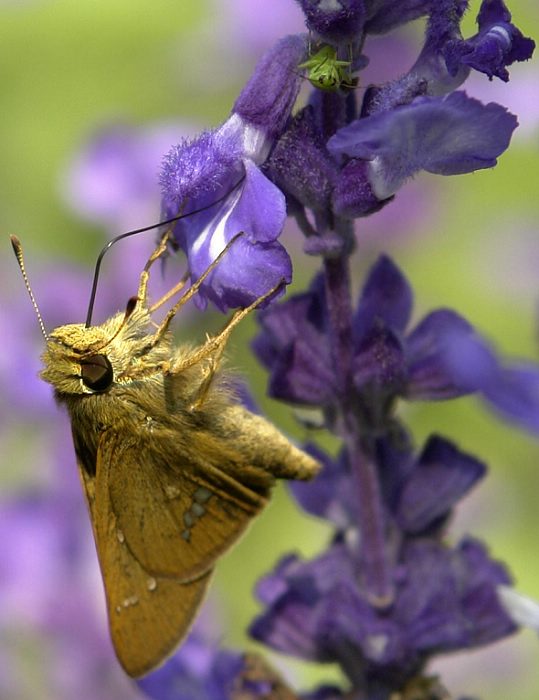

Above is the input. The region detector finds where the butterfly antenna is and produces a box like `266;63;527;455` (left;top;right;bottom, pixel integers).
10;235;49;341
85;176;245;328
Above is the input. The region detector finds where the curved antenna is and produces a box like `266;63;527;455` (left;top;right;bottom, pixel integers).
10;235;49;340
85;177;245;328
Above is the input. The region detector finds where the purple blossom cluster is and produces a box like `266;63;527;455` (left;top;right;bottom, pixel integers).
2;0;537;698
149;0;535;697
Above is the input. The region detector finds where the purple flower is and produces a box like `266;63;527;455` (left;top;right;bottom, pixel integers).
160;35;307;311
254;256;539;435
291;435;486;534
432;324;539;435
251;257;430;412
443;0;535;82
139;645;299;700
265;2;527;220
250;537;515;691
12;1;534;696
138;635;244;700
329;92;517;202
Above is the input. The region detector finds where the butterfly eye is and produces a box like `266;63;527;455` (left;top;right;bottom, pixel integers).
80;354;113;392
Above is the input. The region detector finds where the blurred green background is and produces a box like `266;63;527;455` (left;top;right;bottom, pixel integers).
1;0;538;698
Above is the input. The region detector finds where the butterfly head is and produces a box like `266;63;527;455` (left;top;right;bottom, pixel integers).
40;303;167;396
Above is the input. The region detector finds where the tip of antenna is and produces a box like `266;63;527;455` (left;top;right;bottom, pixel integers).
10;234;49;341
10;234;22;255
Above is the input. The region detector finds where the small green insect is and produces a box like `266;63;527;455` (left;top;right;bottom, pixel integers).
298;44;357;92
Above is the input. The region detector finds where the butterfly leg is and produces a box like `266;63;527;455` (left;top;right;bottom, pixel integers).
171;278;286;377
137;230;173;306
150;232;245;345
186;343;226;412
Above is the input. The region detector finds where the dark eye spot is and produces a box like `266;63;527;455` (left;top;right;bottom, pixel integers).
80;354;113;392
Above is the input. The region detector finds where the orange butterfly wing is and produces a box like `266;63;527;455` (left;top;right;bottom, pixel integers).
76;426;269;677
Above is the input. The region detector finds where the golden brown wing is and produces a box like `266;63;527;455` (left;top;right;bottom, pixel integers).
77;434;212;678
101;426;269;583
72;405;317;677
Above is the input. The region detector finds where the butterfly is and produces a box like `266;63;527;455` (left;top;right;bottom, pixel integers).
12;226;319;677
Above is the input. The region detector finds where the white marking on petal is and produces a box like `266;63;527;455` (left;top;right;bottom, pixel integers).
190;221;212;257
218;113;243;142
365;634;389;660
497;585;539;631
208;188;242;261
327;502;352;530
318;0;343;10
367;156;396;200
343;526;361;549
223;112;271;163
190;187;242;263
488;25;511;49
242;124;271;163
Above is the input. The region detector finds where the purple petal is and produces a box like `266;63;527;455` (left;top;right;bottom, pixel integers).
396;540;464;651
289;447;359;527
266;106;338;212
268;339;336;405
444;0;535;82
396;537;515;653
251;545;359;662
227;160;287;243
200;238;292;312
160;126;243;217
253;278;335;404
418;315;539;434
233;34;305;140
253;291;318;367
332;157;392;218
365;0;431;35
328;92;518;198
405;309;495;400
170;158;290;311
138;634;244;700
457;537;517;645
397;436;487;534
353;326;407;397
295;0;366;44
476;0;535;69
482;363;539;434
353;255;413;341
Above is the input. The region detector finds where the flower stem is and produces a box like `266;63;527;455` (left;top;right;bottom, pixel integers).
348;439;394;607
323;250;394;607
